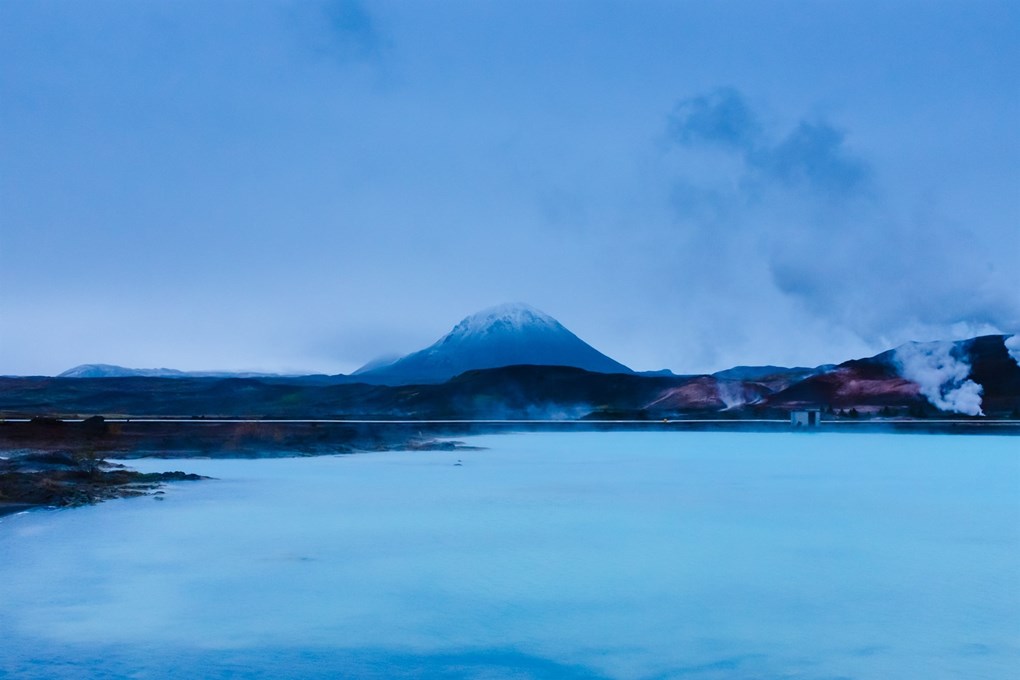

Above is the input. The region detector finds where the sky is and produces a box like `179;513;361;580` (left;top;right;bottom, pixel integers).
2;0;1018;376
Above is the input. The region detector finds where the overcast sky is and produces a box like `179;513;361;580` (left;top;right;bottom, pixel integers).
2;0;1018;376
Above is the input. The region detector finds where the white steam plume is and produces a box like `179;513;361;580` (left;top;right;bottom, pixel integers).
1005;334;1020;368
894;341;983;416
716;381;747;409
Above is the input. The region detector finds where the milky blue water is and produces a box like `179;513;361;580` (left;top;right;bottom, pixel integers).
1;432;1017;679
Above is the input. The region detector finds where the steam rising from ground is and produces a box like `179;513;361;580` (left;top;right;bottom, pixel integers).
894;341;983;416
1006;335;1020;368
716;381;748;409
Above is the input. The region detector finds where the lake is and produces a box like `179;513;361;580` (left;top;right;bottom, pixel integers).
1;431;1017;679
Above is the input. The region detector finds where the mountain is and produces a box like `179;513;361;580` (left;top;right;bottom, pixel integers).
35;327;1020;419
6;335;1018;419
353;303;633;385
644;376;774;412
760;335;1020;415
59;364;187;378
58;364;285;379
962;335;1020;413
711;365;834;397
712;365;825;382
758;355;919;412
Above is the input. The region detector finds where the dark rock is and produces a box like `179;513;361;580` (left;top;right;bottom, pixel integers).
0;455;207;513
82;415;109;437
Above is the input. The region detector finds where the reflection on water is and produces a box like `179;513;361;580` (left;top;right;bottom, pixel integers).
1;432;1018;679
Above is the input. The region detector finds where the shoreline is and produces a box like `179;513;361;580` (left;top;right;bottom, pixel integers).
2;419;1017;516
3;416;1018;454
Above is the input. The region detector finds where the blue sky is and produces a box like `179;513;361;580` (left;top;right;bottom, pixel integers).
2;0;1017;375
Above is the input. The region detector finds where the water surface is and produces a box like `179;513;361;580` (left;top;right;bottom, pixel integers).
1;432;1017;679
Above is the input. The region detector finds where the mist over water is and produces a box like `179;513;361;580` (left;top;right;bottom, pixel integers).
1;432;1017;679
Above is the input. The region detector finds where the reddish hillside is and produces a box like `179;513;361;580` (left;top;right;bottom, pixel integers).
644;377;773;412
762;363;919;411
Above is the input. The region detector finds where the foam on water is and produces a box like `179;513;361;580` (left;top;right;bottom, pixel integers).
0;432;1017;679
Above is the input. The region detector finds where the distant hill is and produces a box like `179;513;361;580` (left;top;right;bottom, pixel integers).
712;365;827;382
58;364;287;379
352;303;633;385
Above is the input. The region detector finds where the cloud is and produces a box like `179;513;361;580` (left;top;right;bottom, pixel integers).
290;0;385;64
323;0;381;59
668;88;761;151
667;88;870;199
750;121;870;196
661;87;1019;351
893;341;984;415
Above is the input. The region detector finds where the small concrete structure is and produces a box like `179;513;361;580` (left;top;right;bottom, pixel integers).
791;409;821;427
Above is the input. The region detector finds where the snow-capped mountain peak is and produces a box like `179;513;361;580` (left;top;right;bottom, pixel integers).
445;303;563;341
354;303;632;384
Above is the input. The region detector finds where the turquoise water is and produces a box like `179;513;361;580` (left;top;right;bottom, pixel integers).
1;432;1017;679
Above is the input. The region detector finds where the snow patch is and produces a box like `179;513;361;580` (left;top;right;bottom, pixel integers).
893;341;983;416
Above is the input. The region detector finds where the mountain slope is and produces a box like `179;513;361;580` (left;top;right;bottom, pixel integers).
354;303;632;385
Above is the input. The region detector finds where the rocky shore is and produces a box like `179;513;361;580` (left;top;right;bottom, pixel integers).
0;417;481;515
0;450;206;516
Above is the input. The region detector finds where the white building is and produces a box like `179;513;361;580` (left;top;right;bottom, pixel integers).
791;409;821;427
